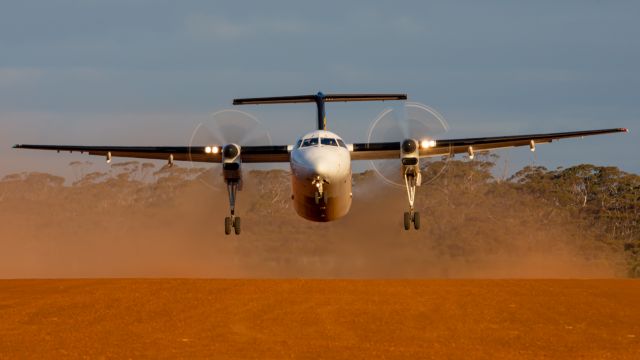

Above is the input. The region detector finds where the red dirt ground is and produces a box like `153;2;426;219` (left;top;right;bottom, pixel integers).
0;279;639;359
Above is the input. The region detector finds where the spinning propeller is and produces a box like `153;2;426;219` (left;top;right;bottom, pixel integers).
188;109;272;190
366;102;452;188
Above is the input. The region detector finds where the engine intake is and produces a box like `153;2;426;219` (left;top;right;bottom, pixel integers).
401;138;421;187
402;157;418;166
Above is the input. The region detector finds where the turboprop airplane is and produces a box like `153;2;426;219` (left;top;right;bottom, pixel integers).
14;92;628;235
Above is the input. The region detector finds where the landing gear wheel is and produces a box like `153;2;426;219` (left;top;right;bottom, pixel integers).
234;217;241;235
413;212;420;230
404;212;411;230
225;217;232;235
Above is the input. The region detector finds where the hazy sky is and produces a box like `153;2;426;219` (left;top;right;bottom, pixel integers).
1;0;638;177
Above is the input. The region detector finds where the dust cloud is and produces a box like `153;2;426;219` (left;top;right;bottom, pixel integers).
0;163;622;279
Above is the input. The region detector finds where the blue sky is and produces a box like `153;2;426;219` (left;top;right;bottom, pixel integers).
1;0;638;177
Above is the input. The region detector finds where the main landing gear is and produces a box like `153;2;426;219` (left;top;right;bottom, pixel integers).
403;167;421;230
221;144;243;235
225;180;241;235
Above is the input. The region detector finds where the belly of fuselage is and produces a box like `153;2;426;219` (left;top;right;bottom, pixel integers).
291;173;351;222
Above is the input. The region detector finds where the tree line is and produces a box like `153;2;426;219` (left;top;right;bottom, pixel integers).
1;156;638;277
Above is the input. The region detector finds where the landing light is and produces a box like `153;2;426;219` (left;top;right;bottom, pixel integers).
205;146;219;154
420;140;437;149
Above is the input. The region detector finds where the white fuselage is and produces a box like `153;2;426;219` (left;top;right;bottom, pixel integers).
289;130;352;222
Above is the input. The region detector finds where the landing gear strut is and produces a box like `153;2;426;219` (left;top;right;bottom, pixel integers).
225;180;241;235
403;167;421;230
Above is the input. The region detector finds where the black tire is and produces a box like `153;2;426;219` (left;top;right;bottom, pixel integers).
234;217;241;235
224;217;232;235
403;212;411;230
413;212;420;230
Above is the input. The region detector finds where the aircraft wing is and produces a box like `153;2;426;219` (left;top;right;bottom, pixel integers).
350;128;628;160
12;144;291;163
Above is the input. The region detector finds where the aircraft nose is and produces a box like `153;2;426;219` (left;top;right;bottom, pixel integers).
309;155;333;179
298;148;340;181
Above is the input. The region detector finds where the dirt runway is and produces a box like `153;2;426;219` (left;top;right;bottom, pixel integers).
0;279;639;359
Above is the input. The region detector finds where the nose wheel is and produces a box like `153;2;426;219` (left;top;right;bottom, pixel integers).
403;168;422;231
225;180;241;235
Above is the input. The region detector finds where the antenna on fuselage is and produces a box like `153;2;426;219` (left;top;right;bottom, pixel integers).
233;92;408;131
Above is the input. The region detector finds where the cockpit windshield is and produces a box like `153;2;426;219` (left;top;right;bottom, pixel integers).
320;138;338;146
298;136;346;148
301;137;319;147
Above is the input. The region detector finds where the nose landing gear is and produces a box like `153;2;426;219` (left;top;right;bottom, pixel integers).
403;167;421;230
312;176;328;205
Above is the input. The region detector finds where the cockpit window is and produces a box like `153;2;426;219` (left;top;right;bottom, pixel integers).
301;137;319;147
295;139;302;149
337;139;347;148
320;138;338;146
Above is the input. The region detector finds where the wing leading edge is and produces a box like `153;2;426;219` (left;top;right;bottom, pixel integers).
350;128;628;160
12;144;291;163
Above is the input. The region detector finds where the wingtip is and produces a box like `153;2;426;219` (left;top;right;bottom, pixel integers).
12;144;20;149
621;128;629;133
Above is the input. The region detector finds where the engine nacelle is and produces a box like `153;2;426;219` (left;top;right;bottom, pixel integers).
222;144;242;186
401;139;421;186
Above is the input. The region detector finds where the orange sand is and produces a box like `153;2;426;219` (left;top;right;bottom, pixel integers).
0;279;639;359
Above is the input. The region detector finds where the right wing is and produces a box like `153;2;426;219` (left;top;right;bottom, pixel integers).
350;128;628;160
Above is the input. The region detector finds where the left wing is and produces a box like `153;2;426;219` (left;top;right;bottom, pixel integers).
12;144;291;163
350;128;628;160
